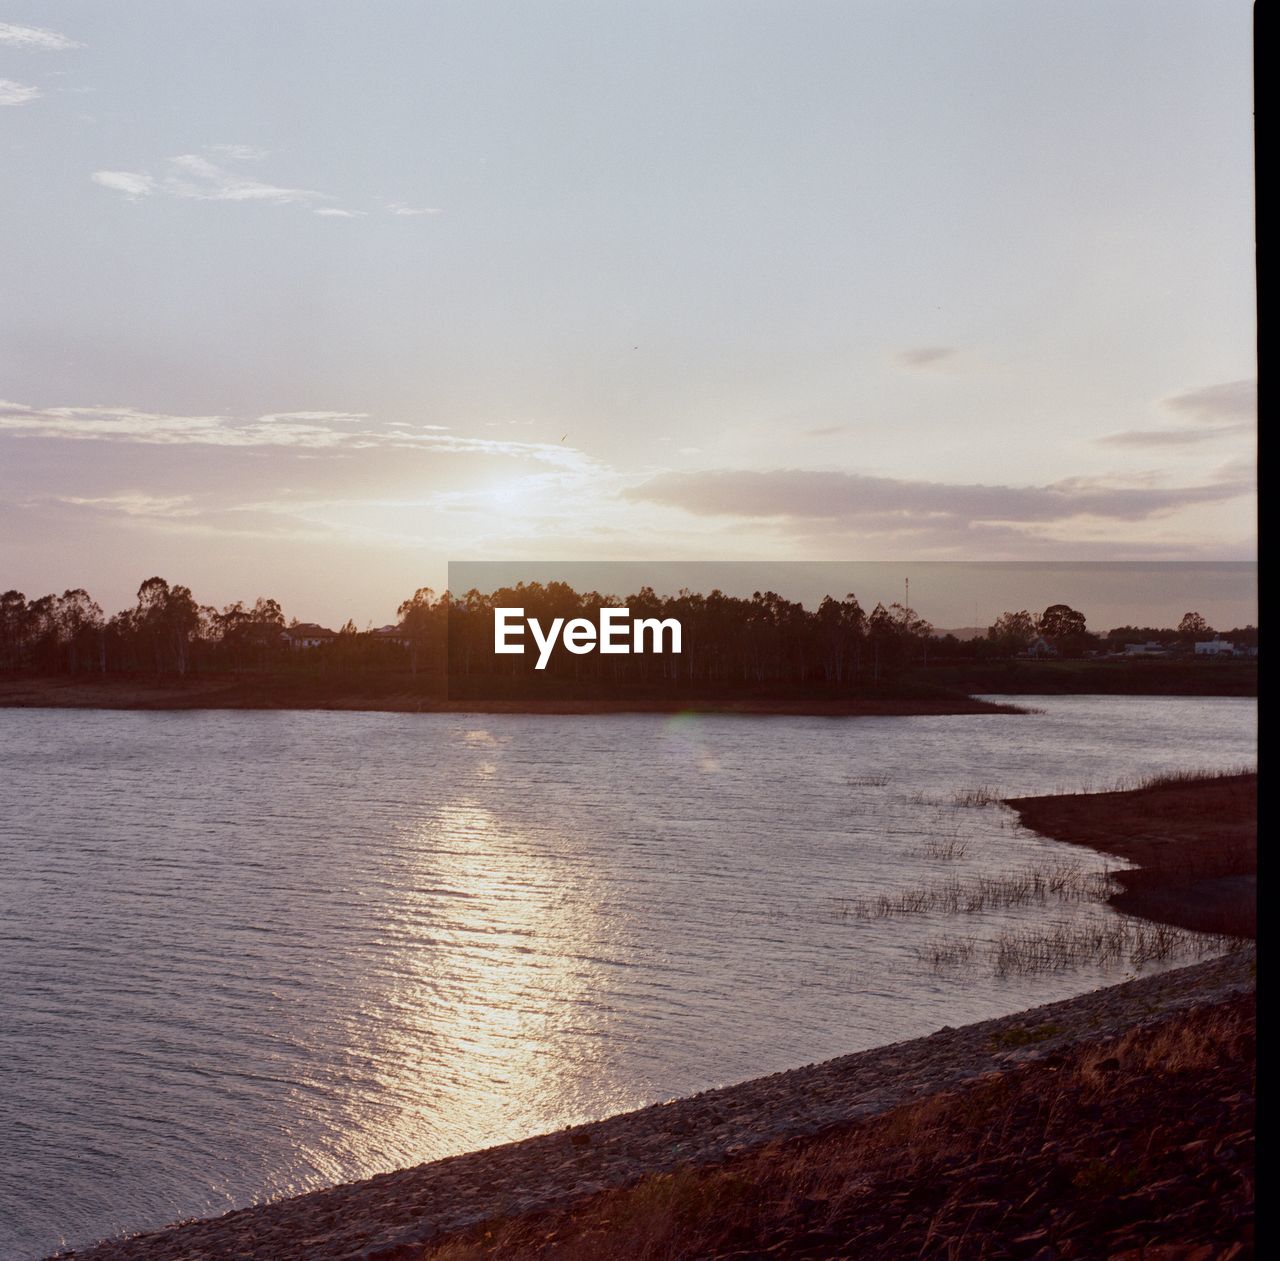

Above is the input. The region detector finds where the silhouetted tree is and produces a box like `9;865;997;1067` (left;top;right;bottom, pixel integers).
397;587;437;675
1178;611;1213;642
988;610;1036;655
132;577;201;674
1036;603;1093;657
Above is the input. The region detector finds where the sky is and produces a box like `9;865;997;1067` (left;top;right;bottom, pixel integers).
0;1;1257;628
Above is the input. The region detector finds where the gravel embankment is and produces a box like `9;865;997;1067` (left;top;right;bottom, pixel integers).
53;951;1255;1261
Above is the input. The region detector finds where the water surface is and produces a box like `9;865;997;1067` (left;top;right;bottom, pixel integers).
0;696;1255;1257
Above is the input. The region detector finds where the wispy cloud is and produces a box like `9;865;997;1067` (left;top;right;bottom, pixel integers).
0;400;595;470
90;150;425;218
387;202;443;216
1161;379;1256;423
897;346;957;369
92;150;337;210
1098;425;1252;449
164;152;330;205
625;467;1251;528
56;493;199;518
91;170;157;198
0;22;81;50
0;78;40;106
208;143;269;162
1098;379;1257;448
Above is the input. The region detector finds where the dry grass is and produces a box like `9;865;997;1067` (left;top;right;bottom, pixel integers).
950;784;1002;807
919;919;1243;977
1108;764;1257;794
832;862;1113;922
421;996;1255;1261
989;920;1242;975
918;835;970;861
917;937;977;968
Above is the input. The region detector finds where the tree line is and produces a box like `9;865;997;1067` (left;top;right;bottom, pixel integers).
1;580;289;676
1;578;932;688
417;582;932;688
0;578;1256;688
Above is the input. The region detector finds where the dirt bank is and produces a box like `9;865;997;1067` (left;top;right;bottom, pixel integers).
1007;772;1257;938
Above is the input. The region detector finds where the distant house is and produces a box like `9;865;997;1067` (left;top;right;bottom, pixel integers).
1025;636;1057;658
283;622;337;649
1124;641;1169;657
370;624;412;646
1195;638;1235;656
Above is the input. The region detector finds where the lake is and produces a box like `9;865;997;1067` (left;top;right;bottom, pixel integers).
0;696;1256;1258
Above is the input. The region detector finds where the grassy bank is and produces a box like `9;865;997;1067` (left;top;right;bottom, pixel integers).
1007;770;1257;938
423;993;1255;1260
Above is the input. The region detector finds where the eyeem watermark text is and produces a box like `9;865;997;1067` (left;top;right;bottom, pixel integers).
494;607;683;670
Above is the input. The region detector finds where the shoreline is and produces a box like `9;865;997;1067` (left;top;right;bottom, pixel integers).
0;674;1022;717
50;951;1255;1261
1007;771;1257;938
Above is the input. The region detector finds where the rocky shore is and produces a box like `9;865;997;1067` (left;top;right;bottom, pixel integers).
52;951;1254;1261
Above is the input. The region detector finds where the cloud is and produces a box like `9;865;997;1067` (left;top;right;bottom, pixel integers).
208;143;269;162
1098;424;1253;449
1098;380;1257;448
55;493;198;518
92;151;336;209
0;22;80;50
91;170;157;198
0;399;596;470
164;153;329;204
897;346;957;369
0;78;40;106
90;148;424;218
625;467;1251;528
1161;379;1256;424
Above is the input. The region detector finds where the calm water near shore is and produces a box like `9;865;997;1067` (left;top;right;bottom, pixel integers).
0;697;1256;1258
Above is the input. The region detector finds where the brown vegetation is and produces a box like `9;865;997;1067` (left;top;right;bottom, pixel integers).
1007;771;1256;939
832;862;1115;921
421;994;1254;1260
919;920;1241;977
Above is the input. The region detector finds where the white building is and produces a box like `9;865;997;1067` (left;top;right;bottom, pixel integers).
1194;638;1235;656
283;622;337;649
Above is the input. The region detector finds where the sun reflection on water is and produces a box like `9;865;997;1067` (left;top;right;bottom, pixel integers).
337;797;620;1169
